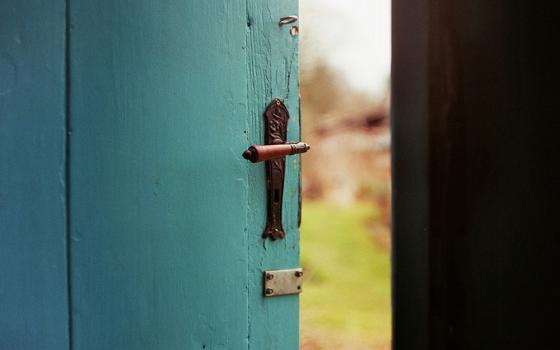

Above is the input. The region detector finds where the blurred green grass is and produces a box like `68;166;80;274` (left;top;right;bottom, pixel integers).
300;201;391;349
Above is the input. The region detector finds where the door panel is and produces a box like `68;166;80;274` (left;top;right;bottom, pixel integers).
69;1;299;349
0;2;69;349
246;1;300;349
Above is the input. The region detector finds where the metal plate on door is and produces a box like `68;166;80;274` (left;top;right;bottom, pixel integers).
263;268;303;297
242;99;310;241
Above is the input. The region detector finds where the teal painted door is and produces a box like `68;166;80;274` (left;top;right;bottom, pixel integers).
1;2;69;349
2;1;300;349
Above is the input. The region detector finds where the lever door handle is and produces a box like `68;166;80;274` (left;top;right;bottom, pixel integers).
242;142;310;163
242;99;309;240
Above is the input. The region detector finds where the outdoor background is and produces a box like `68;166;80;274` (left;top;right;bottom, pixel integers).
298;0;392;349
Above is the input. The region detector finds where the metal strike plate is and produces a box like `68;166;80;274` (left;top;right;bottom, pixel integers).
263;268;303;297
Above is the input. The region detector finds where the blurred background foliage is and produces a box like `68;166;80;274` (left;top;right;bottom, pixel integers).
299;0;391;349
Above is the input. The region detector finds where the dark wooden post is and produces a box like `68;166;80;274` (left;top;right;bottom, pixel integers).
392;1;558;349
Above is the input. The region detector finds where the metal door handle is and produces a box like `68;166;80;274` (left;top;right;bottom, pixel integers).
242;142;309;163
242;99;310;240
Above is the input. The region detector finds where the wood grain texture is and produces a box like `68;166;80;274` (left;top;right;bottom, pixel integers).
391;0;430;349
246;1;301;349
0;1;69;349
68;1;250;349
68;1;299;348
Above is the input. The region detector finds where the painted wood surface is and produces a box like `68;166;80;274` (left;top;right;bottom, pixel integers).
246;1;301;349
68;1;299;349
0;1;69;349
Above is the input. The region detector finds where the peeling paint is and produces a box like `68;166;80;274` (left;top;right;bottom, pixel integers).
245;0;300;349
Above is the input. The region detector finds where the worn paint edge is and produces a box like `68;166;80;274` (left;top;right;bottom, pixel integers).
244;1;252;349
64;0;74;348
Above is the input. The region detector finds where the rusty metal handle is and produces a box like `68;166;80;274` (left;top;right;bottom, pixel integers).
242;99;309;240
242;142;310;163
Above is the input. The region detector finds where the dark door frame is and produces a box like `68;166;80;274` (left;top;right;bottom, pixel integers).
391;1;557;349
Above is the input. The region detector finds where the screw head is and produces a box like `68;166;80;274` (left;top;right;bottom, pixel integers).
266;273;274;280
265;288;274;295
290;26;299;36
295;271;303;278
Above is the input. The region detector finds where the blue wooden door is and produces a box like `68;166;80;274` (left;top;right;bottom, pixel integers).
1;1;300;349
1;2;69;348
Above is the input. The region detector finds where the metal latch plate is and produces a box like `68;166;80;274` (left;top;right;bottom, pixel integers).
263;268;303;297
